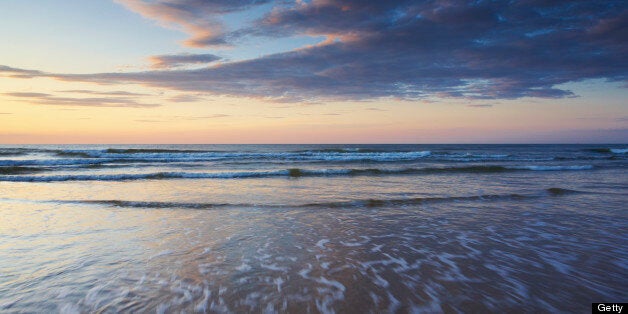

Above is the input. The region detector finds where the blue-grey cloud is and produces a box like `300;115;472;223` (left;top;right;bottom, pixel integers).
149;53;222;68
2;0;627;102
0;65;44;78
167;94;206;102
4;92;51;98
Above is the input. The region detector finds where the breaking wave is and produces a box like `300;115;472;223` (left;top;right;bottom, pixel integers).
0;165;594;182
584;147;628;154
2;146;624;166
2;150;433;164
610;148;628;154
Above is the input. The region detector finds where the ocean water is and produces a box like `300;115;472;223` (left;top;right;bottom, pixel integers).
0;144;626;313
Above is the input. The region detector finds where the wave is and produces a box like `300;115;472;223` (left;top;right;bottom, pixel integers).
7;147;623;165
299;165;594;176
0;166;49;175
5;152;603;167
552;156;620;161
107;147;411;154
80;200;230;209
302;193;532;208
65;188;581;210
293;148;397;153
0;170;291;182
584;147;628;154
434;152;511;159
6;146;628;168
0;150;434;165
0;151;27;157
0;164;595;182
0;158;122;167
584;148;612;153
70;194;529;209
104;148;227;154
0;148;39;157
545;187;581;196
507;165;593;171
345;165;509;175
53;151;96;158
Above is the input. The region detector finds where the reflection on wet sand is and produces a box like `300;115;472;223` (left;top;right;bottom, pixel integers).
1;193;625;313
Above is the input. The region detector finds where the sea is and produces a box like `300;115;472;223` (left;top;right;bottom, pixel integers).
0;144;626;313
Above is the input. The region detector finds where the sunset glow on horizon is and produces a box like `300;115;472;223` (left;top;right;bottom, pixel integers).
1;0;626;144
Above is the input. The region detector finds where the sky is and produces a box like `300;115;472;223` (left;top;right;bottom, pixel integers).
0;0;626;144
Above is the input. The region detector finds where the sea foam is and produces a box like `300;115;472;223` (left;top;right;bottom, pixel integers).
0;164;595;182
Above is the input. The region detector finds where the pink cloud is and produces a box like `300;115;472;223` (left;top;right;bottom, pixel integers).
114;0;226;47
114;0;272;47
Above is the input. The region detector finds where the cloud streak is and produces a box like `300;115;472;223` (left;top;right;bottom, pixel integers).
175;114;230;120
149;53;222;69
134;114;230;123
0;65;44;78
2;1;627;102
2;92;159;108
167;94;206;102
58;89;150;96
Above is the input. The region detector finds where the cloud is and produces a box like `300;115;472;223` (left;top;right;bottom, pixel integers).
135;114;230;122
4;92;51;98
167;94;206;102
58;89;149;96
175;114;230;120
149;53;222;69
3;1;627;102
2;92;158;108
135;119;165;123
113;0;273;47
0;65;44;78
467;104;493;108
576;115;628;123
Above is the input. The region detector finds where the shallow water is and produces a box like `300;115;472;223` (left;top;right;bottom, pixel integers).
1;144;627;312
